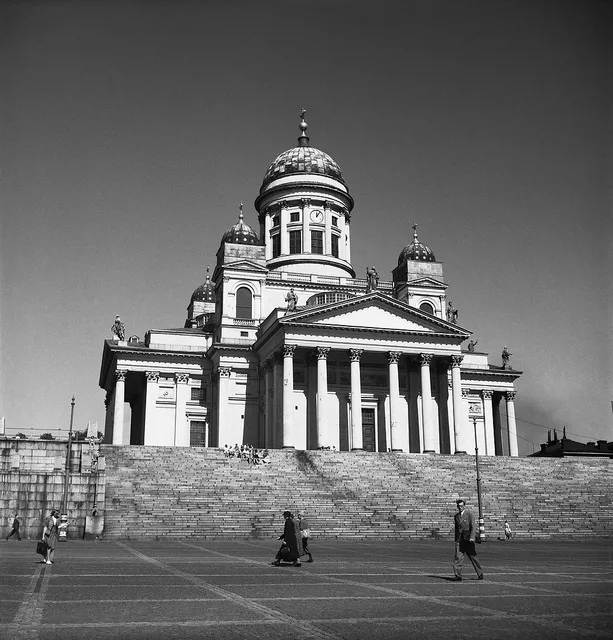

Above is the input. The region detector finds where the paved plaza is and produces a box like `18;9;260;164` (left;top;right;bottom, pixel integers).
1;538;612;639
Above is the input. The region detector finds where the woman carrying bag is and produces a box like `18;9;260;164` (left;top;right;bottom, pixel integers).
41;509;59;565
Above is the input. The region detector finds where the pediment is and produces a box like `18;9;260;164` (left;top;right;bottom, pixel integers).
407;277;447;289
221;259;268;273
282;292;468;336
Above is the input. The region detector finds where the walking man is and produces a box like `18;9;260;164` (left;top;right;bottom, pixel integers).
297;512;313;562
6;513;21;541
452;499;484;581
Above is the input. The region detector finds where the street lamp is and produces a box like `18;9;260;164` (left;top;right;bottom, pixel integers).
60;396;75;541
472;417;485;543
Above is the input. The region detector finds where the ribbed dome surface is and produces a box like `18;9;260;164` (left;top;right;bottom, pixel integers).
221;214;260;245
191;279;215;303
398;237;436;264
260;145;346;192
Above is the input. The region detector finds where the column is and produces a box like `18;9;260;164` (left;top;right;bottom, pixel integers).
280;200;288;255
349;349;363;450
343;207;351;264
282;345;296;448
450;355;466;454
272;354;282;448
144;371;159;445
302;198;311;252
482;390;495;456
264;207;272;260
112;370;127;445
262;362;272;448
217;366;232;445
420;354;435;452
506;391;519;457
388;351;403;451
324;200;332;255
174;373;190;447
447;379;455;454
316;347;330;448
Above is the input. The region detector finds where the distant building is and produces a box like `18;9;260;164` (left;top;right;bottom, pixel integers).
531;429;613;458
99;114;522;455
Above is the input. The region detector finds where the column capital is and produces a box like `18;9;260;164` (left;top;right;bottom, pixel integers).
279;199;288;209
482;389;494;400
462;389;469;398
283;344;296;358
450;355;464;368
115;370;127;382
324;200;333;210
349;348;363;362
419;353;433;366
387;351;401;364
301;197;311;208
145;371;160;383
316;346;331;360
175;373;190;385
505;390;517;401
218;366;232;378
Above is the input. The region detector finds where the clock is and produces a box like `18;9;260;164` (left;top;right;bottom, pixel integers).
310;210;324;223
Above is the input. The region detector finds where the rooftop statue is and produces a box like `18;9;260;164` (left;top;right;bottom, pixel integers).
111;315;125;341
467;339;478;352
446;301;459;324
285;288;298;312
501;346;512;369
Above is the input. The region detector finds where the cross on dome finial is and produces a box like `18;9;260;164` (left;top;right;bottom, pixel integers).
206;265;210;280
239;201;244;220
412;223;418;240
298;108;309;147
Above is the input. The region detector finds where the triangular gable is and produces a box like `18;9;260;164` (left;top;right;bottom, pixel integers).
282;292;468;335
221;259;268;273
407;276;447;289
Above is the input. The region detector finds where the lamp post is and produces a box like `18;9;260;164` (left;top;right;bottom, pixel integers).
60;396;75;541
472;417;485;543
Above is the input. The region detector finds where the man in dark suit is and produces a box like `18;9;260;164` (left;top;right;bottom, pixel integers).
452;499;484;581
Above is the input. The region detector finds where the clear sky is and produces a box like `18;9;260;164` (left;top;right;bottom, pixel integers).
1;0;611;454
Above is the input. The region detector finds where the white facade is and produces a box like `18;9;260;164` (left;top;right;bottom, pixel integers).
99;114;521;456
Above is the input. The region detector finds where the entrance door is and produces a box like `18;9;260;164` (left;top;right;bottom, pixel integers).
190;420;207;447
362;408;376;452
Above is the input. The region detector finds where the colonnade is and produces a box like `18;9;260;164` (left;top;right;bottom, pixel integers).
258;346;519;455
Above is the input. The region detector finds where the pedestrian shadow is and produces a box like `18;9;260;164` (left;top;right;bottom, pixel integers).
428;575;461;581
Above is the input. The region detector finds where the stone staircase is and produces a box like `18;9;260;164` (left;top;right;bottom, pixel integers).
101;446;613;540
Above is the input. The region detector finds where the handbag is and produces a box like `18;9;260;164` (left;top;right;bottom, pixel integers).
36;540;48;556
301;529;311;538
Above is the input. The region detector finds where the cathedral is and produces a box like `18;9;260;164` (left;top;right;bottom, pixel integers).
99;113;521;456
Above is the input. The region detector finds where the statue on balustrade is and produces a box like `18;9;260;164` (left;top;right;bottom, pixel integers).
366;266;379;291
446;301;459;324
467;339;478;352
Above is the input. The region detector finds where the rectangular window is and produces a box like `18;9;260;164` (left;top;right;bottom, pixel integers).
289;230;302;254
272;215;280;227
331;234;339;257
190;420;207;447
272;233;281;258
190;387;206;402
311;230;323;254
290;212;300;222
332;216;338;227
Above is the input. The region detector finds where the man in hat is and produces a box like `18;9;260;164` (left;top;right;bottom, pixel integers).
6;513;21;541
451;499;484;581
272;511;303;567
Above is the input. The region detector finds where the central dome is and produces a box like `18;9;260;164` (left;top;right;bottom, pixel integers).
261;146;346;192
260;111;346;193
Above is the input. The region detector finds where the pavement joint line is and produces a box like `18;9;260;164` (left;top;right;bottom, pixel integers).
117;540;343;640
179;540;611;638
8;563;52;640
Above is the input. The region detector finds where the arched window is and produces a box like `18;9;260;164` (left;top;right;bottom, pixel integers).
236;287;253;319
419;301;434;315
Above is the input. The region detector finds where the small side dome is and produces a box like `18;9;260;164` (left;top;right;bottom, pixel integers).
221;204;260;245
398;224;436;264
191;268;215;303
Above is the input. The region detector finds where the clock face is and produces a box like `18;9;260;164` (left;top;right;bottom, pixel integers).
310;210;324;223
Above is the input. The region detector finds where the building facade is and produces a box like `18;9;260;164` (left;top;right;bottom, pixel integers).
99;113;522;456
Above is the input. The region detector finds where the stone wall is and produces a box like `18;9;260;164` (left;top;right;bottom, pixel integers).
0;439;105;540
